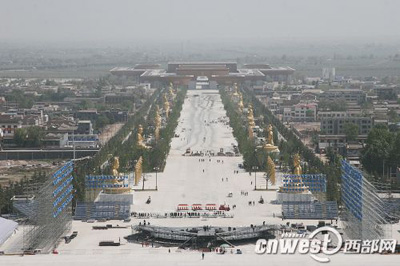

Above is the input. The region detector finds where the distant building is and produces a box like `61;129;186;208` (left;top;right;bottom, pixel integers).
0;115;23;137
76;109;98;121
104;94;135;104
76;120;93;135
42;133;69;148
319;89;366;103
68;134;99;148
317;110;362;120
320;116;373;135
110;62;295;88
283;103;317;122
0;114;43;138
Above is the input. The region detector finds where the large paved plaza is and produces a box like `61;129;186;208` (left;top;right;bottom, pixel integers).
2;90;400;266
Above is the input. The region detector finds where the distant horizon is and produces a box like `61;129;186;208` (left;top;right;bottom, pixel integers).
1;34;400;47
1;0;400;46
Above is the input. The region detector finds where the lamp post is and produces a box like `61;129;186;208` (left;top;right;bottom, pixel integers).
252;148;258;190
142;174;145;190
252;166;258;190
154;167;159;190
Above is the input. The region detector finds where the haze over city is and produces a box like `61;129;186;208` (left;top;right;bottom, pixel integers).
1;0;400;45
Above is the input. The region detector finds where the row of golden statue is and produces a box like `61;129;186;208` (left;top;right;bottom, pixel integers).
231;84;308;192
265;152;306;192
104;84;177;194
137;83;176;149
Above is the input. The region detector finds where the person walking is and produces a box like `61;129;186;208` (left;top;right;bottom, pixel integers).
202;252;205;260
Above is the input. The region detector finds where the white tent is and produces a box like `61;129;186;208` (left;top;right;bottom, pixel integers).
0;217;18;246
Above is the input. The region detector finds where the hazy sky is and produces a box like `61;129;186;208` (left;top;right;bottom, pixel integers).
1;0;400;44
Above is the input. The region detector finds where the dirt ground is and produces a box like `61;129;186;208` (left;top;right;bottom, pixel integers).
98;123;124;145
0;160;59;186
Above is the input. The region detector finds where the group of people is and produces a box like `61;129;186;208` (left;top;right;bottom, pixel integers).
241;191;249;196
221;177;229;182
139;220;150;226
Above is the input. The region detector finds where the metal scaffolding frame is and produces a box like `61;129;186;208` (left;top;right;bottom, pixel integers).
22;161;74;253
341;160;392;240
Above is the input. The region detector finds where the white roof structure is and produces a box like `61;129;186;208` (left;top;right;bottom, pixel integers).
0;217;18;246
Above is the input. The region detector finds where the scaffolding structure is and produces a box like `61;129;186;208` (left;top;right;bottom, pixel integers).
22;161;74;253
281;174;327;193
341;160;392;240
282;201;338;220
74;201;131;220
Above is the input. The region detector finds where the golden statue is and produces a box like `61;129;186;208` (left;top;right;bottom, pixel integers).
137;124;148;149
163;93;170;118
247;105;255;128
111;156;120;177
266;156;276;185
103;156;130;194
169;83;174;97
155;105;161;128
264;124;279;153
266;124;274;146
248;125;254;140
293;153;302;175
154;105;161;141
134;156;143;186
278;153;308;194
238;93;244;112
233;83;239;97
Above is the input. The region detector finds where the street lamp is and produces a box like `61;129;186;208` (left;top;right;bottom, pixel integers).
252;166;258;190
154;167;159;190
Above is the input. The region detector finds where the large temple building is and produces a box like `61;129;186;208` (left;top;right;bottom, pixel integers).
110;62;295;88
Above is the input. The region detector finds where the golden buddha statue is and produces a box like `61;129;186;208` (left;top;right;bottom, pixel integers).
111;156;120;177
248;125;254;139
155;105;161;141
264;124;279;153
277;153;308;194
238;93;244;112
233;83;239;97
169;83;174;97
247;105;255;127
163;93;170;118
137;124;148;149
103;156;130;194
134;156;143;186
293;153;302;175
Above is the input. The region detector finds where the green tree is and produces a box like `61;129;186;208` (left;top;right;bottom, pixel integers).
95;114;110;130
25;126;45;147
343;122;359;142
14;128;27;147
361;126;393;176
388;109;399;123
